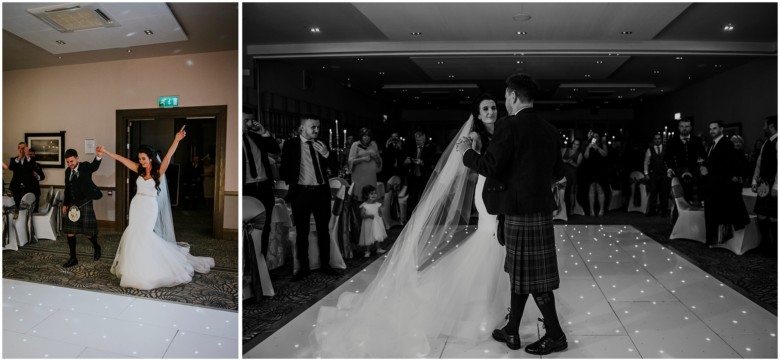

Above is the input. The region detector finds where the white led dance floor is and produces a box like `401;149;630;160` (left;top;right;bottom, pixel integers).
247;225;777;358
3;279;238;358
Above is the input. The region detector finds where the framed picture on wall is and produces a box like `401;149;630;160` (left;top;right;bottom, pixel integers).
25;131;65;168
723;123;742;138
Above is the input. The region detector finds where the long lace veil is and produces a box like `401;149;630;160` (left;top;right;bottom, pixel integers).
153;154;176;244
313;116;480;357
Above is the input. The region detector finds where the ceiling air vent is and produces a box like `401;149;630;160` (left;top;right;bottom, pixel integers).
27;3;120;33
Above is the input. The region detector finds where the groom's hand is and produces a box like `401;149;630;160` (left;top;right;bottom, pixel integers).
456;136;472;154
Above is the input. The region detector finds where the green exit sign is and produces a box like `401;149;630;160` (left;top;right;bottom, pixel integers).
158;96;179;108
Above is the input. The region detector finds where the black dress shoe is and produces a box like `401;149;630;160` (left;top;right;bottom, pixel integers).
93;244;102;261
63;258;78;268
290;270;310;282
525;334;567;355
492;327;521;350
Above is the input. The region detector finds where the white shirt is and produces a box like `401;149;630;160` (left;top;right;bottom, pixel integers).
298;135;324;186
708;134;723;158
243;134;268;183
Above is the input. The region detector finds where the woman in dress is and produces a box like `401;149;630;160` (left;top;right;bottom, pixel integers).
97;126;215;290
582;131;610;216
313;93;509;357
348;127;382;196
561;138;583;214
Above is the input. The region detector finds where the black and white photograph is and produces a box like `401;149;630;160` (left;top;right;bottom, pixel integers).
2;2;239;358
242;2;777;359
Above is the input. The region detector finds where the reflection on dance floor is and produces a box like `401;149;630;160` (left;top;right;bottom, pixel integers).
246;225;777;358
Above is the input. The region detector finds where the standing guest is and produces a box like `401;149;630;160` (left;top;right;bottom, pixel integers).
749;138;765;185
665;117;707;208
280;114;340;281
582;131;609;216
9;142;42;212
243;110;281;256
27;147;46;212
61;148;103;268
358;184;386;257
460;73;567;355
700;121;749;246
752;115;777;257
404;131;437;215
182;154;204;210
730;135;751;186
381;132;406;183
348;127;382;196
644;134;670;217
561;138;582;214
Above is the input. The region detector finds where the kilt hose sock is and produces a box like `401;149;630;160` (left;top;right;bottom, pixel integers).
505;292;529;335
66;235;100;259
533;291;564;339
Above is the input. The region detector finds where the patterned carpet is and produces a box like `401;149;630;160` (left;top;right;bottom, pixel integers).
241;226;403;352
3;206;238;311
244;210;777;353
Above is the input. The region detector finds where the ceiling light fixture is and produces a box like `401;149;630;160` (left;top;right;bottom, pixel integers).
596;60;603;64
585;74;591;78
310;27;320;33
410;32;422;35
437;61;445;65
144;29;153;35
621;31;633;35
379;71;385;75
723;24;734;31
675;56;684;60
56;40;66;45
127;49;132;53
357;58;364;61
652;70;660;74
516;31;527;35
448;75;455;78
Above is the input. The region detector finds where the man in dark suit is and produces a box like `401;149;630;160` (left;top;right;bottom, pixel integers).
27;147;46;212
243;109;281;256
664;117;707;209
644;134;669;217
280;114;339;281
700;121;749;246
61;148;103;268
459;73;567;355
9;142;44;212
403;131;437;216
752;115;777;257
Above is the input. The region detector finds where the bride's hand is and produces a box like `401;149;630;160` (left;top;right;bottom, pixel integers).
96;146;104;158
175;125;187;142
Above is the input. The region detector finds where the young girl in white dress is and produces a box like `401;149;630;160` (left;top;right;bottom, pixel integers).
98;126;215;290
358;185;387;257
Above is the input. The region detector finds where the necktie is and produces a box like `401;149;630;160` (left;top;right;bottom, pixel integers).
243;134;258;178
656;146;661;154
708;141;715;158
70;169;78;182
681;137;689;144
307;140;324;184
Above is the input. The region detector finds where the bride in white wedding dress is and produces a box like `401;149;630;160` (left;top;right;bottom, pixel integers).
313;94;509;357
98;126;215;290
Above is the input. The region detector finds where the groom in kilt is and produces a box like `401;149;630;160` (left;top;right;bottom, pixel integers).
61;148;103;268
459;73;567;355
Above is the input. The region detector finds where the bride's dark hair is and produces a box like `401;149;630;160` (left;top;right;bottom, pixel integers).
137;145;162;193
470;92;496;150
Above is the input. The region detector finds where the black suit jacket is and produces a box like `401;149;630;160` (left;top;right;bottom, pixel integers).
243;131;281;183
279;137;338;200
9;157;42;195
703;137;749;227
403;142;437;180
664;135;706;176
463;108;563;215
64;158;102;206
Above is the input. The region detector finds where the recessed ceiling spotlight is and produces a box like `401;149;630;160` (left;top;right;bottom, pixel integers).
630;88;636;91
688;76;693;80
621;31;633;35
723;24;734;31
322;66;326;69
357;58;364;61
459;89;464;92
596;60;603;64
516;31;527;35
410;32;422;36
437;61;445;65
448;75;455;78
715;64;722;68
310;27;320;33
653;70;660;74
618;96;623;99
55;40;66;45
402;89;408;92
585;74;591;78
414;96;420;99
57;56;62;59
127;49;132;53
573;88;578;92
675;56;684;60
379;71;385;75
144;30;153;35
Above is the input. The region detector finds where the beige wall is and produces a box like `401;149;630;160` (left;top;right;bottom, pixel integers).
3;50;239;229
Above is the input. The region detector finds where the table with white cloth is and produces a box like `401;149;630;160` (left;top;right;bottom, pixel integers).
712;187;762;255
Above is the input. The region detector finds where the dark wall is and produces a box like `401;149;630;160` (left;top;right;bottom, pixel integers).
635;57;777;154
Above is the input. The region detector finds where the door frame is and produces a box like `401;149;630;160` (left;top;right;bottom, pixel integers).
115;105;228;239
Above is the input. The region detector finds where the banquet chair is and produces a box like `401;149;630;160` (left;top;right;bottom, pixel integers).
669;177;706;243
33;190;59;241
382;176;403;229
243;196;274;300
713;215;762;255
12;193;36;248
608;185;624;211
397;184;409;223
627;171;649;214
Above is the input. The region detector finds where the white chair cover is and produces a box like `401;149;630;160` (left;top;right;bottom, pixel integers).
9;193;36;249
33;190;58;241
552;178;568;221
609;185;624;211
627;171;649;214
381;176;403;229
669;177;706;243
713;215;761;255
266;198;291;270
242;196;274;299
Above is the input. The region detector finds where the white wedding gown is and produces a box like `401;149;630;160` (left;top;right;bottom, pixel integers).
110;177;215;290
314;175;510;357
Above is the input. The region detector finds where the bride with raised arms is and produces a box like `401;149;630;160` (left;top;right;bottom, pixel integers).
313;93;510;357
97;126;215;290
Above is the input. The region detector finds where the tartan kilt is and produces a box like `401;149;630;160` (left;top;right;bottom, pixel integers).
504;212;559;294
754;194;777;219
61;200;98;236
